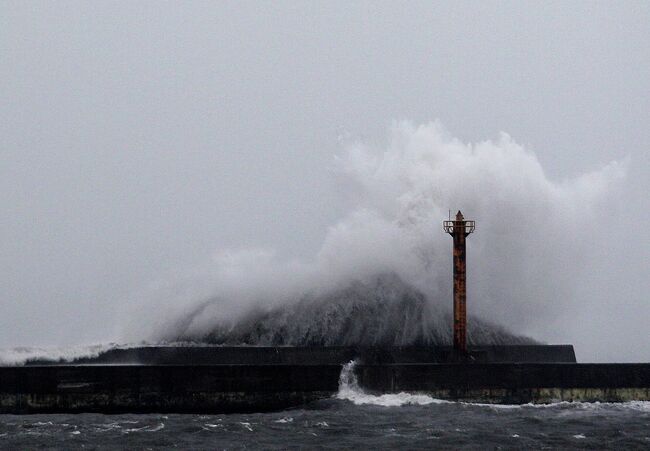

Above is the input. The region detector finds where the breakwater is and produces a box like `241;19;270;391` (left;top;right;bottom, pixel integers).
24;345;577;366
2;346;649;413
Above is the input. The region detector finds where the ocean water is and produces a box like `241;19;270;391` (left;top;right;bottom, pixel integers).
2;400;650;449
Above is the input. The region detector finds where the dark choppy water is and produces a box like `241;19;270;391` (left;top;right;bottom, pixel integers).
1;399;650;449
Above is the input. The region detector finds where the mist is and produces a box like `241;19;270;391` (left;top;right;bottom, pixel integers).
1;2;649;362
122;121;625;348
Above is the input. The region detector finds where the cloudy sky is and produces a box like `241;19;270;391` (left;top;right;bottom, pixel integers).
1;1;648;361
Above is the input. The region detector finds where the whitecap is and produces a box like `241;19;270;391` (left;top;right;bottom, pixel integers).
0;341;216;366
147;423;165;432
274;417;293;423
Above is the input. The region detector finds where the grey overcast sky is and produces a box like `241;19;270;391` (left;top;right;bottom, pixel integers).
1;1;649;361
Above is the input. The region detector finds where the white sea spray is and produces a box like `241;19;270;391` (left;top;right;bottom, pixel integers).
121;121;625;345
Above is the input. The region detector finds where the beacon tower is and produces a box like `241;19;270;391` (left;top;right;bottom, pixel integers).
443;211;475;354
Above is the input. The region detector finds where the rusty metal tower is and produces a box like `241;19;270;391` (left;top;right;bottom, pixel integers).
443;211;475;354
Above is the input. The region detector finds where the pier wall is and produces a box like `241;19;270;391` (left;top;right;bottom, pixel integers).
1;362;649;414
26;345;577;366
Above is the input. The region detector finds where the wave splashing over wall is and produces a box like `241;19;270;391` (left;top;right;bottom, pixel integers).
173;274;533;345
124;121;625;345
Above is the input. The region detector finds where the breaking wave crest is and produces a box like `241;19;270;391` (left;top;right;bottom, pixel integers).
168;273;534;345
336;360;448;406
0;342;208;366
0;344;123;366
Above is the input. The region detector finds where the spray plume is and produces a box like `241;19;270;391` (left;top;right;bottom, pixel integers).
122;121;625;345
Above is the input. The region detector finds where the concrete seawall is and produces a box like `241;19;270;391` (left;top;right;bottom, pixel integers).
25;345;577;365
2;362;650;413
356;363;650;404
0;365;341;414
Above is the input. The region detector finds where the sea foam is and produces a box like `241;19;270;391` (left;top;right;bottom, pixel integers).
336;360;449;407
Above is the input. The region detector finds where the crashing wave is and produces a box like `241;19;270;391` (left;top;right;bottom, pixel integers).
336;359;448;406
167;273;535;346
0;343;123;366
